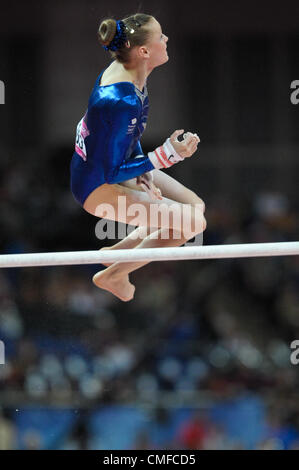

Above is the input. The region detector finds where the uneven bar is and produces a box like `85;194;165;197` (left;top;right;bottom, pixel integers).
0;242;298;268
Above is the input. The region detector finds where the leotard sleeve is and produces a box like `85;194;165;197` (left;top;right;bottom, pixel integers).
97;98;154;184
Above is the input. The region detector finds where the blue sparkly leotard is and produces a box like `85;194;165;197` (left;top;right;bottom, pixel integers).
70;63;154;206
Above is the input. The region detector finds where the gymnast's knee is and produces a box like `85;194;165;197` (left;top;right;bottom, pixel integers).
193;214;207;234
180;214;207;241
187;190;205;213
193;196;205;214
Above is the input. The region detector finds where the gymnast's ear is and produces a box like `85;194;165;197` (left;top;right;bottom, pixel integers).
137;45;150;58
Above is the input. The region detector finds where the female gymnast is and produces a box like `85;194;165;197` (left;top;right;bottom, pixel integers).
70;13;207;302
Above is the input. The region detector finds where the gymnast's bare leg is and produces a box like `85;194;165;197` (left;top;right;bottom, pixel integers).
95;227;203;301
98;225;158;267
83;169;206;301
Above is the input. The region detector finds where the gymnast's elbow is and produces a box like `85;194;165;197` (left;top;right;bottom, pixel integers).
105;171;120;184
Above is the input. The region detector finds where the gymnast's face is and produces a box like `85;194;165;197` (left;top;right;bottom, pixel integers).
144;18;169;67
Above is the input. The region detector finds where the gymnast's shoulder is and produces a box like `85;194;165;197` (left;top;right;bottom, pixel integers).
89;79;141;112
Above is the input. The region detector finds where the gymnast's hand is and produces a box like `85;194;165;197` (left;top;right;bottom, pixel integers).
169;129;200;158
136;171;163;200
147;130;200;170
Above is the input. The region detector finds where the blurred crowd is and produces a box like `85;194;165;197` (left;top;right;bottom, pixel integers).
0;152;298;449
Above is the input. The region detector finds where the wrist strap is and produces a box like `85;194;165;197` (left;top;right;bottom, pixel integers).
148;138;184;169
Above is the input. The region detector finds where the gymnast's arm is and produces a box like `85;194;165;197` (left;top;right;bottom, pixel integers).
100;99;154;184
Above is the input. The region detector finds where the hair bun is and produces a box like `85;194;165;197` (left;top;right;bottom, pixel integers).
98;19;117;48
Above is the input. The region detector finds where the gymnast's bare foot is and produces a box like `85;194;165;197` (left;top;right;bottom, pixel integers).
92;269;135;302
